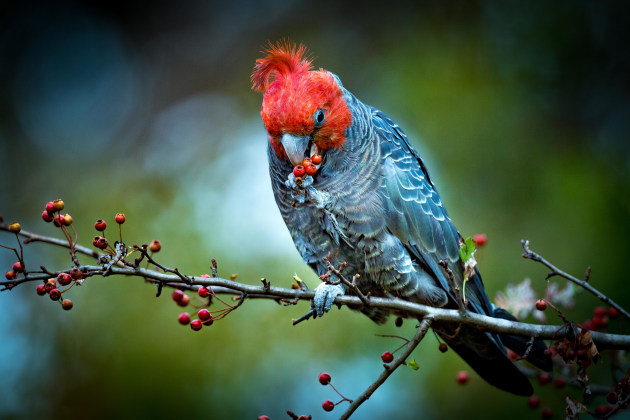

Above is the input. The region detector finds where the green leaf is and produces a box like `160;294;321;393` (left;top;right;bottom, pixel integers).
459;247;467;262
465;237;475;256
407;358;420;371
459;237;476;262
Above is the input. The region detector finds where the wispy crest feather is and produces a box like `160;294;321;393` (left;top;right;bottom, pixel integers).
251;40;313;92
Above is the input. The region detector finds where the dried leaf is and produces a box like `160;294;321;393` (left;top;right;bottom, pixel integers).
565;396;587;419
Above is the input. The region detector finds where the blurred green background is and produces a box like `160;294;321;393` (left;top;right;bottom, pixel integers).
1;1;629;419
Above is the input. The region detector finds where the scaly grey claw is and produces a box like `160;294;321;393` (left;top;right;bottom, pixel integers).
312;283;345;317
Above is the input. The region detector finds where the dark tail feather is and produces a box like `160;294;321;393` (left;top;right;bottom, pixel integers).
436;325;534;396
493;307;553;372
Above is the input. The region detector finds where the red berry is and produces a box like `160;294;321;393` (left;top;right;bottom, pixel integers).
52;199;64;211
70;267;83;280
592;315;608;330
318;372;331;385
9;222;21;233
538;373;551;385
543;348;552;358
607;391;618;404
97;237;109;250
294;176;304;186
61;299;73;310
596;405;612;415
541;407;553;419
201;274;211;278
581;319;593;331
291;283;299;289
609;307;620;319
535;299;547;311
57;273;72;286
44;279;56;292
177;294;190;307
62;213;73;226
115;213;126;224
438;343;448;353
594;306;607;317
5;271;16;280
322;400;334;412
311;154;322;165
198;287;211;298
36;284;46;296
178;313;191;325
172;289;185;302
198;309;212;321
507;349;519;361
528;396;540;409
49;288;61;301
53;215;65;227
257;417;270;420
305;163;317;176
12;261;24;273
92;236;100;247
456;371;469;385
381;351;394;363
202;318;214;326
42;210;54;223
149;240;161;253
553;377;566;389
190;319;202;331
293;165;306;177
473;233;487;247
94;219;107;231
301;158;312;167
45;201;55;212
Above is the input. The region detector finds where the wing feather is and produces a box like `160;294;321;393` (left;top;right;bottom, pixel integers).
374;109;493;316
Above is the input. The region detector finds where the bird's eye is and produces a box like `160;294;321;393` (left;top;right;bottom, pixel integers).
314;109;325;127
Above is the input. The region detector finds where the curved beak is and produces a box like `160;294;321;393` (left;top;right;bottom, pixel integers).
281;133;310;167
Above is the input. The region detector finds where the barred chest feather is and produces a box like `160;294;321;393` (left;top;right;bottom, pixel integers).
268;134;390;294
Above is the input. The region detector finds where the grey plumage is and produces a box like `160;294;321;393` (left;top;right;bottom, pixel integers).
259;58;550;395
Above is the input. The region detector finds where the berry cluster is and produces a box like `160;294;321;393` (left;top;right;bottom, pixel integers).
5;259;23;282
173;283;215;332
292;154;322;186
526;393;554;418
543;332;597;368
317;372;351;413
34;270;80;310
581;306;618;331
41;199;73;228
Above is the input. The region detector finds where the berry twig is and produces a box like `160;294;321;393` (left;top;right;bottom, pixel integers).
339;317;433;420
3;221;630;348
522;239;630;322
322;256;370;307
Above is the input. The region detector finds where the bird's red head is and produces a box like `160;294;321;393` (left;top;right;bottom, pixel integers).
251;41;352;164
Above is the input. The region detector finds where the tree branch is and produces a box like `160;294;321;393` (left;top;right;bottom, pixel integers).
340;317;433;419
522;239;630;321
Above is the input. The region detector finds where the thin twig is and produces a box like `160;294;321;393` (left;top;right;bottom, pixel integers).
521;239;630;322
339;317;433;420
323;256;370;306
132;244;191;283
438;259;467;315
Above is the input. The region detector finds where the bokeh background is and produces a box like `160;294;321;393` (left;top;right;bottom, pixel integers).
1;1;630;419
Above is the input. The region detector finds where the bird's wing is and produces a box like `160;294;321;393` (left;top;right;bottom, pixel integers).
373;109;492;316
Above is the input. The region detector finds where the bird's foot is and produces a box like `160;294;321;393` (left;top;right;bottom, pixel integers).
312;282;344;318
